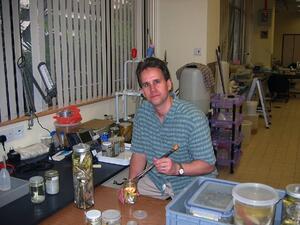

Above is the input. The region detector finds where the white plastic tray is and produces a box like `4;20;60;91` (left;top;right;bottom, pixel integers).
96;150;132;166
0;177;29;207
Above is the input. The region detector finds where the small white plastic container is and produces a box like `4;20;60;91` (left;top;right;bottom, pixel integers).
232;183;279;225
241;120;252;147
245;101;258;115
244;114;259;134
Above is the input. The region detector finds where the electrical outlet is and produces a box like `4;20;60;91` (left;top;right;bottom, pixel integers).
0;125;24;142
193;48;201;56
14;125;24;139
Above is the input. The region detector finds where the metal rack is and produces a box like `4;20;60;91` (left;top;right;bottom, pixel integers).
210;94;245;173
114;59;142;124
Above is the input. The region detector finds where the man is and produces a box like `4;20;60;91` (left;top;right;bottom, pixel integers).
125;57;216;200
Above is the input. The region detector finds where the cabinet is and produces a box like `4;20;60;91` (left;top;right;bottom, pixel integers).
210;94;245;173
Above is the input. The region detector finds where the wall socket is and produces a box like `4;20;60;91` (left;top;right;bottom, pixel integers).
0;125;25;142
193;48;201;56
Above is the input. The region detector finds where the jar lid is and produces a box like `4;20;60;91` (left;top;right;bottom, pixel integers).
86;209;101;220
102;141;112;147
29;176;44;184
73;143;90;153
120;122;132;127
286;184;300;199
110;126;119;131
45;170;59;177
102;209;121;221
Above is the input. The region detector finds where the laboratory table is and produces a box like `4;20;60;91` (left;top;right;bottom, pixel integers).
0;158;126;225
39;186;168;225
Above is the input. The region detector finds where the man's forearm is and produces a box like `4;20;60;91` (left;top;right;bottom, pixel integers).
175;160;215;176
128;152;147;179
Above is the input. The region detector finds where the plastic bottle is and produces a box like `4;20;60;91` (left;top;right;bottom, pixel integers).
0;155;11;191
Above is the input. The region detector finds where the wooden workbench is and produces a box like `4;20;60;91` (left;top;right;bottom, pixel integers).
39;186;169;225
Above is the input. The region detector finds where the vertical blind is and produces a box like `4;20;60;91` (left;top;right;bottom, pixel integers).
0;0;24;122
220;0;248;64
0;0;149;123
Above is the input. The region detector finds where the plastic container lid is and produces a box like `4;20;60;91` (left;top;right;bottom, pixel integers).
102;209;121;221
232;183;279;207
126;220;138;225
86;209;101;220
286;183;300;199
133;210;148;220
185;180;234;220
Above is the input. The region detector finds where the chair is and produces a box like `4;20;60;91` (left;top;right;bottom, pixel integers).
268;75;289;102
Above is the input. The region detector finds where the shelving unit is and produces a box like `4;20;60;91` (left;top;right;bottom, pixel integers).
210;94;245;173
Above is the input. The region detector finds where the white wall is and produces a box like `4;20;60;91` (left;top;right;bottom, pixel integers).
251;0;275;67
155;0;220;89
273;11;300;63
206;1;220;63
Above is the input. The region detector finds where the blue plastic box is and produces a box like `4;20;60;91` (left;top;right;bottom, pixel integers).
166;177;285;225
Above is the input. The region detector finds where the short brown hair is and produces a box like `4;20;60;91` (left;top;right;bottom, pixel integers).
136;57;170;88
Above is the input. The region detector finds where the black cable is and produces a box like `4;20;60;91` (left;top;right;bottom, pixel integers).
33;113;51;136
0;135;7;153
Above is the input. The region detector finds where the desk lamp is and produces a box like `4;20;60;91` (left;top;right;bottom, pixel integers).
17;56;57;129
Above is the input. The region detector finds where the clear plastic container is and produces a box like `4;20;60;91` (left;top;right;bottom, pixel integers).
245;101;258;115
232;183;279;225
241;120;252;147
119;122;132;143
54;122;80;146
102;209;121;225
0;156;11;191
244;114;259;134
185;180;234;223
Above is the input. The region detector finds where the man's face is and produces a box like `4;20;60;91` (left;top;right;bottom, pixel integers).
140;67;172;108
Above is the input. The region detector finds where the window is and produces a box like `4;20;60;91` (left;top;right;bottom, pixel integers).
220;0;250;64
0;0;153;124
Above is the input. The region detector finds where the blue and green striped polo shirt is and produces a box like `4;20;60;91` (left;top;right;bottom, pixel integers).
131;97;216;196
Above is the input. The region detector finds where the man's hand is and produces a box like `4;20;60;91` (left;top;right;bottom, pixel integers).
118;187;125;204
153;157;178;175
